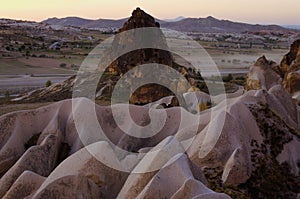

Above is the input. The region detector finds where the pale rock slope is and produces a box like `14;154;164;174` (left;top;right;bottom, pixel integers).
0;82;299;198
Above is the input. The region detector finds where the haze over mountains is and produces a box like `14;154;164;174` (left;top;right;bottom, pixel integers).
42;15;294;33
283;25;300;30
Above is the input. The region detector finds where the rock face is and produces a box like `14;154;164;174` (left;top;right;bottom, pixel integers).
106;7;173;75
13;8;199;105
280;40;300;74
281;40;300;97
119;7;160;32
246;40;300;103
245;56;282;91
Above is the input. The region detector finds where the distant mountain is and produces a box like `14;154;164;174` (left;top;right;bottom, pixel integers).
43;17;128;30
282;25;300;30
43;17;93;27
42;16;293;33
164;16;185;22
162;16;290;33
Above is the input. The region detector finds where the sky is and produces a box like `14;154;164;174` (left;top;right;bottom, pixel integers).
0;0;299;25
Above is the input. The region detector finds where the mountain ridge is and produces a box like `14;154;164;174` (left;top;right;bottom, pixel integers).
41;15;294;33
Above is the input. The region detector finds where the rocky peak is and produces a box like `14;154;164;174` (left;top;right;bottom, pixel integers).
281;39;300;96
280;39;300;73
246;40;300;103
108;7;172;75
246;56;282;91
254;55;277;67
285;39;300;65
105;8;197;105
118;7;160;32
206;16;217;21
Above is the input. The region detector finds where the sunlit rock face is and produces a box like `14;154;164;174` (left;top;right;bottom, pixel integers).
281;40;300;98
245;56;282;91
281;40;300;74
246;40;300;103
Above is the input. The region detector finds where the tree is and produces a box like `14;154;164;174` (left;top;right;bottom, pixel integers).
59;63;67;68
5;90;10;99
25;51;30;57
228;73;233;81
45;80;52;87
223;73;233;82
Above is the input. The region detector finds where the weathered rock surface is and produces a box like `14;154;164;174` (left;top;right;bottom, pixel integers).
246;39;300;103
2;171;45;199
281;40;300;97
281;39;300;74
246;55;282;90
1;83;299;198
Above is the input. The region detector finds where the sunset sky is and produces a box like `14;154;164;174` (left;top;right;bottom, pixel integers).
0;0;299;25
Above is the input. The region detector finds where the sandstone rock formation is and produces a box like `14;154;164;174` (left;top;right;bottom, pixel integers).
246;39;300;103
281;40;300;74
281;39;300;99
1;83;299;198
245;56;282;90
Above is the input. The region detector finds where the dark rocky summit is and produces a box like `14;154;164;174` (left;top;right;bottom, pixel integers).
118;7;160;32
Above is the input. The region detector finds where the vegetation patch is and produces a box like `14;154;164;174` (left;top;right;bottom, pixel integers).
203;104;300;199
242;104;300;199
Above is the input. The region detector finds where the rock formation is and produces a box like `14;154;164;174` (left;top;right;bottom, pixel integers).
1;82;300;198
1;8;300;199
245;55;282;91
281;39;300;99
13;8;199;105
246;39;300;103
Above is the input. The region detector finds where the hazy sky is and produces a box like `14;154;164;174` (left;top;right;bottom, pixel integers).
0;0;299;25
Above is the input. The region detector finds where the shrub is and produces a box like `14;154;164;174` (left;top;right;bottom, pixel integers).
59;63;67;68
70;64;79;70
236;76;246;81
45;80;52;87
222;74;233;82
5;90;10;99
25;51;30;57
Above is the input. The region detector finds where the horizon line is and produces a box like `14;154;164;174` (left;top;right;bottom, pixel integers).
1;15;299;26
